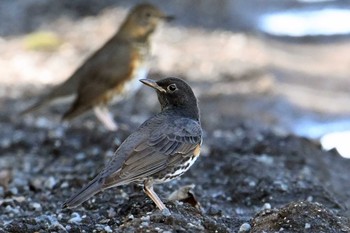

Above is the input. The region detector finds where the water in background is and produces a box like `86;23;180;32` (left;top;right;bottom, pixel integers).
259;8;350;37
293;119;350;158
256;1;350;158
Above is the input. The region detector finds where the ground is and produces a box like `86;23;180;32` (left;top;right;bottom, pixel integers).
1;1;350;233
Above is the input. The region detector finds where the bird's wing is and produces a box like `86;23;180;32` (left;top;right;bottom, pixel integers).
73;38;135;86
102;116;202;187
61;41;138;120
22;39;133;115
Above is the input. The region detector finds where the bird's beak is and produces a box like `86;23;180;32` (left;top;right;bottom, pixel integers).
163;15;175;22
140;79;166;93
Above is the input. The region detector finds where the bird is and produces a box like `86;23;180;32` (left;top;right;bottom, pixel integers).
62;77;202;214
21;3;174;131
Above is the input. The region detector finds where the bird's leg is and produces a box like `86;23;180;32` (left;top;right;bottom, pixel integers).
143;181;169;212
93;106;118;131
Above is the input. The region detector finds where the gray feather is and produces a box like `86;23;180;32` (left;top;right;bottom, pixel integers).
62;176;104;209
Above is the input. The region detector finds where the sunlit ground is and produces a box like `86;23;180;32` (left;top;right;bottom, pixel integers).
1;3;350;158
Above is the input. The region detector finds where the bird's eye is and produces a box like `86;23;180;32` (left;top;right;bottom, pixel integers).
167;84;177;93
145;12;151;18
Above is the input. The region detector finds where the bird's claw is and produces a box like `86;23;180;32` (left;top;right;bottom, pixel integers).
161;208;171;216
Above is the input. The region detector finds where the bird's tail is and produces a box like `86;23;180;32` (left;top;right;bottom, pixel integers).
61;99;92;122
20;99;50;115
21;75;80;116
62;176;104;209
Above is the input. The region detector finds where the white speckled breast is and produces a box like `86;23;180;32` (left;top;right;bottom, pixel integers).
154;154;199;184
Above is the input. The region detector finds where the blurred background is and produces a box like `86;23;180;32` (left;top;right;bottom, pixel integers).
1;0;350;157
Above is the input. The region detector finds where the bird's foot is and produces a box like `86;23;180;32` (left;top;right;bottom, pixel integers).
105;122;118;131
94;106;118;131
161;208;171;216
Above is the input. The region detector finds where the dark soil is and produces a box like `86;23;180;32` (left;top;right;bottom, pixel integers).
1;91;350;232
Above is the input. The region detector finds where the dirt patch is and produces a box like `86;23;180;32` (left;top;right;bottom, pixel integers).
1;103;350;232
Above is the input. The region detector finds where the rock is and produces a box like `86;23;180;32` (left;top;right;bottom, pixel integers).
9;187;18;195
44;176;57;190
261;203;271;210
104;225;113;232
107;207;116;218
251;201;350;233
238;223;251;233
29;202;42;211
305;223;311;229
68;212;82;224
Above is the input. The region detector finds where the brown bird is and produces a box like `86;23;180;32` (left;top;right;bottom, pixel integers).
62;77;202;215
21;3;173;131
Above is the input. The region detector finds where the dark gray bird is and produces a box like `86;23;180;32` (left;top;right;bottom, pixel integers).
62;77;202;214
21;3;173;131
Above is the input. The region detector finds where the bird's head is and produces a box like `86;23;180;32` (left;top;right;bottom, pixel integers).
140;77;199;120
120;3;174;40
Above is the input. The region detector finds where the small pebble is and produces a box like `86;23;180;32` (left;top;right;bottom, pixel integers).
248;181;256;187
262;203;271;210
235;208;245;215
53;140;61;147
280;183;288;191
99;219;110;224
60;181;69;188
114;137;122;146
105;150;114;158
68;212;82;223
5;205;20;214
141;221;149;227
238;223;251;233
30;202;42;211
0;138;11;148
91;147;100;155
9;187;18;195
104;226;113;233
49;128;64;138
305;223;311;229
107;208;116;218
274;180;288;191
140;216;150;221
30;178;43;191
57;213;63;221
44;176;57;190
256;154;274;165
76;152;86;160
208;207;221;215
186;222;204;230
36;117;52;128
